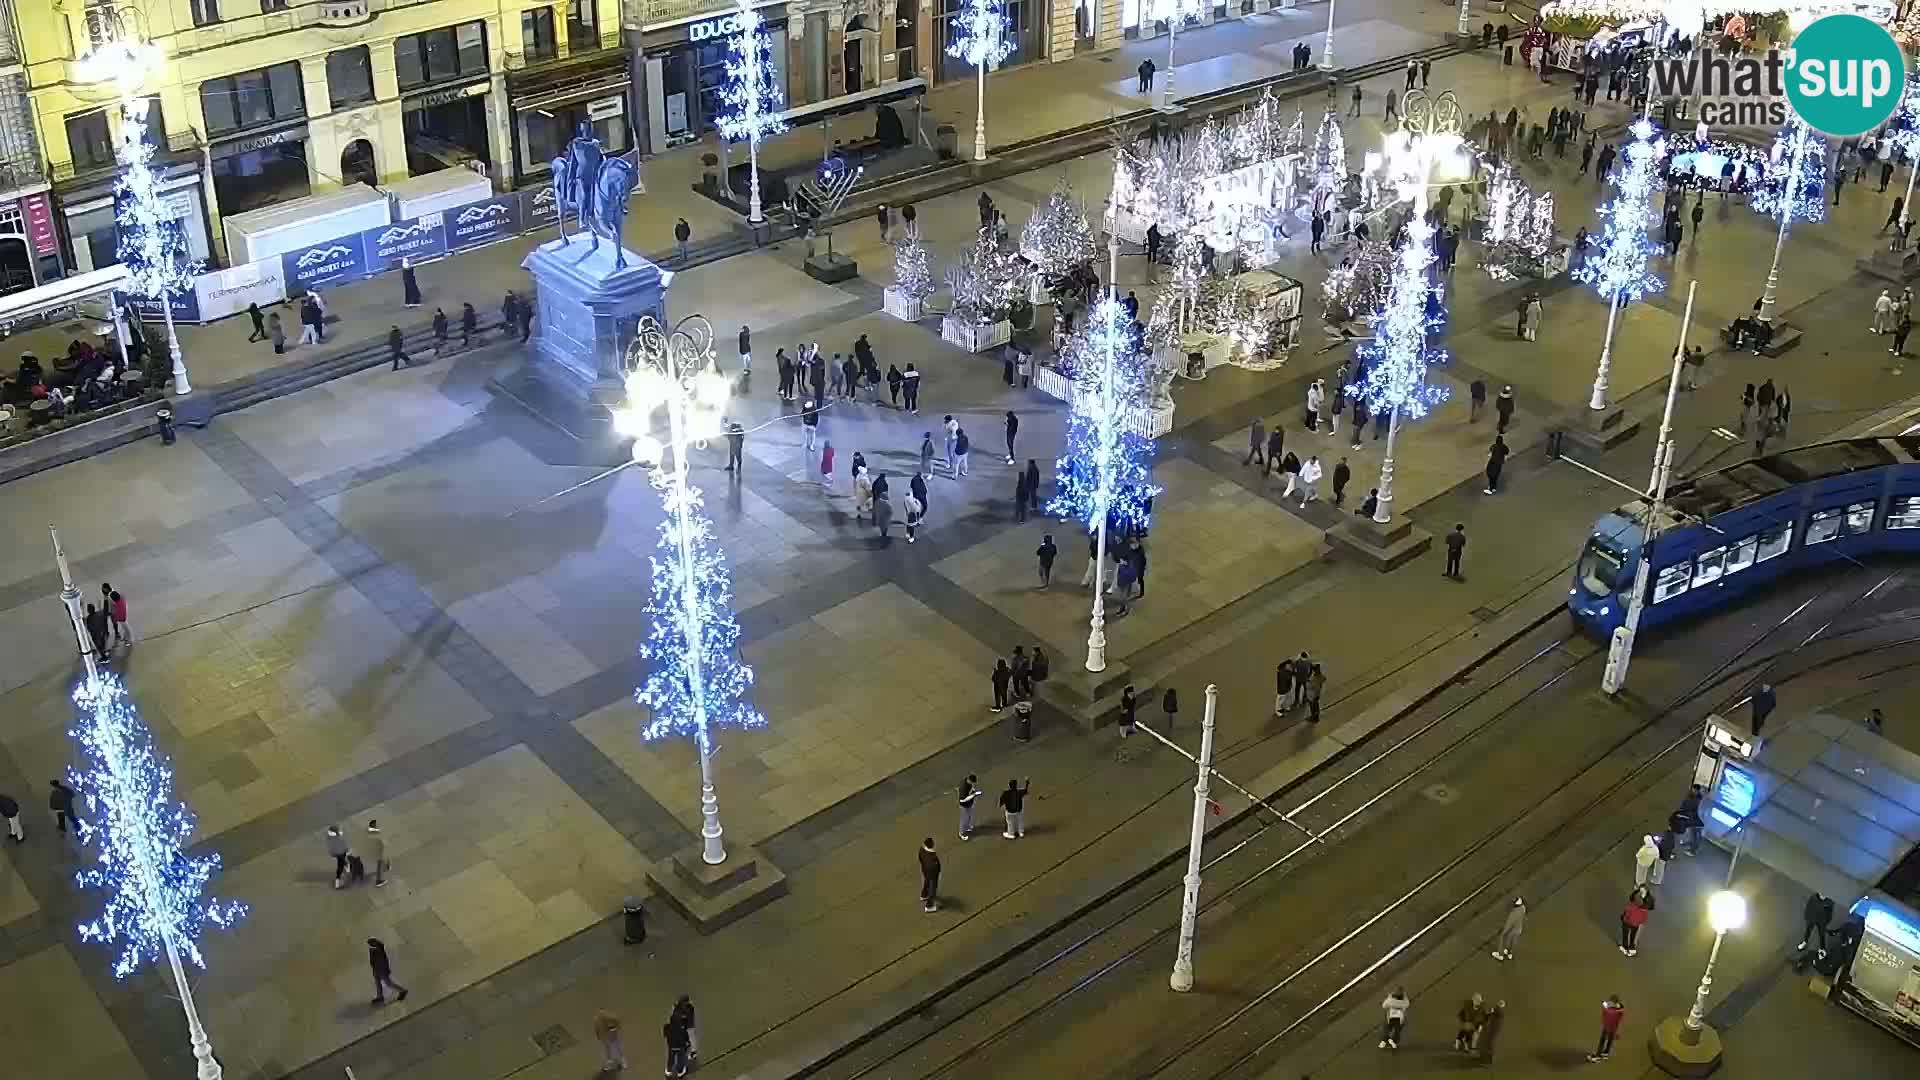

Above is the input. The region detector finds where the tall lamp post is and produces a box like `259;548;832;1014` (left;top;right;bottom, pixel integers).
52;527;245;1080
1684;889;1748;1034
1320;0;1338;69
716;0;787;226
1350;90;1463;525
1168;684;1218;992
948;0;1015;163
1576;118;1665;412
77;10;196;396
1753;117;1826;324
1153;0;1188;112
1456;0;1472;38
616;316;768;865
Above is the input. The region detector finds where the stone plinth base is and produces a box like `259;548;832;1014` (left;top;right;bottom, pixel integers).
1560;402;1643;455
1858;246;1919;283
1325;514;1432;571
1648;1015;1723;1076
1757;321;1804;358
170;390;217;428
804;253;859;283
1038;655;1138;730
883;288;926;322
646;843;788;934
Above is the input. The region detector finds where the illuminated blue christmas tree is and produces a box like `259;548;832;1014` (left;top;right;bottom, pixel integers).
1750;116;1826;226
948;0;1015;161
716;0;787;223
635;483;765;745
1048;298;1160;535
1574;118;1665;308
69;673;246;980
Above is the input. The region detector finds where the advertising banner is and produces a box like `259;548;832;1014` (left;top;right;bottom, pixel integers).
445;196;521;251
115;288;202;324
361;213;448;272
520;183;559;230
193;259;287;322
282;237;370;292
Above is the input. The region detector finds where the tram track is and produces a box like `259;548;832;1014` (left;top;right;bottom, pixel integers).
804;568;1920;1080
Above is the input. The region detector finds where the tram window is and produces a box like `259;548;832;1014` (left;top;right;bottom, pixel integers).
1693;546;1726;586
1755;523;1792;562
1890;496;1920;529
1807;508;1844;545
1724;535;1758;576
1578;543;1625;594
1653;564;1691;604
1843;500;1876;536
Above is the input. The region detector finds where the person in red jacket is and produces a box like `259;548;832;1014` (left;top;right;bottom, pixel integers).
1620;887;1653;956
1588;993;1625;1061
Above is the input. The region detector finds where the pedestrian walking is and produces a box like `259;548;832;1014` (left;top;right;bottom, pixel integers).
1493;897;1526;960
820;441;837;488
1385;88;1398;122
1454;993;1485;1052
1297;455;1322;507
1588;994;1625;1061
1014;469;1032;522
1350;83;1363;117
365;819;390;886
1752;681;1776;736
367;938;409;1005
1494;385;1515;432
886;364;904;406
49;778;80;833
593;1010;627;1072
1469;378;1486;422
105;584;130;645
1405;59;1417;91
517;298;533;343
671;994;698;1063
1800;891;1835;951
876;202;893;242
999;777;1030;838
326;824;350;888
269;311;286;354
460;302;478;347
1162;686;1179;728
951;774;983;841
724;419;745;473
1332;457;1351;506
663;1016;691;1077
1379;987;1409;1049
247;302;267;342
1444;524;1466;579
401;258;421;307
1119;684;1138;738
1620;885;1653;955
801;399;820;451
674;218;691;264
903;489;923;543
1138;57;1155;93
1876;288;1895;333
1895;315;1913;357
918;838;942;911
1264;425;1285;477
85;602;109;660
991;659;1012;712
1484;435;1509;495
954;427;971;477
387;325;408;370
1005;410;1019;464
1420;58;1432;87
1037;534;1057;586
1479;1000;1505;1064
903;363;921;413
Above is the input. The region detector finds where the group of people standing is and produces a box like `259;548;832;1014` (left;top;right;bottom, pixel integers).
590;995;698;1075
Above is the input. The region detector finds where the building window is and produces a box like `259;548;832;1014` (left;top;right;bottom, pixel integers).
200;61;306;136
260;0;289;9
327;47;376;108
522;8;558;61
191;0;221;26
568;0;599;49
139;96;167;149
395;21;489;91
66;109;113;169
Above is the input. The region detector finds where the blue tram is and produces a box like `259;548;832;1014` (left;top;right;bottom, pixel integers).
1571;438;1920;637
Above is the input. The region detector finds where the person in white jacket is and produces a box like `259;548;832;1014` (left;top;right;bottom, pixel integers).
1380;987;1410;1049
1306;380;1324;431
1298;455;1323;507
1493;897;1526;960
1634;834;1660;887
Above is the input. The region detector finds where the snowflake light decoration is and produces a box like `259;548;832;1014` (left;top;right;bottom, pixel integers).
1345;217;1450;424
715;1;787;146
1573;118;1665;306
1750;116;1827;225
947;0;1015;71
115;98;200;308
1050;298;1160;534
69;673;246;980
634;481;766;743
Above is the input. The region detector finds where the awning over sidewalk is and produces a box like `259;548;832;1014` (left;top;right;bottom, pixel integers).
0;263;127;331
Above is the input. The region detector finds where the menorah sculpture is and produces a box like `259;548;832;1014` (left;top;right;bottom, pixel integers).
794;154;865;283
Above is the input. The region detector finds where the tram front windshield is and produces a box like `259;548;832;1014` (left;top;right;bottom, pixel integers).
1578;541;1626;596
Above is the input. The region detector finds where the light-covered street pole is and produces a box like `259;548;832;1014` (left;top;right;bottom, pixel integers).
1320;0;1338;69
1757;122;1820;324
947;0;1014;162
1683;891;1748;1039
1169;684;1218;992
716;0;788;226
1456;0;1472;38
1578;119;1666;412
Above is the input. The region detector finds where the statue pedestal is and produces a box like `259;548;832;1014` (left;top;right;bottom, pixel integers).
520;233;667;400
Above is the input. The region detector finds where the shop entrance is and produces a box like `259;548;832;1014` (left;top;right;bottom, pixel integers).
404;94;491;175
844;16;872;92
341;139;378;187
1076;0;1097;50
0;234;32;295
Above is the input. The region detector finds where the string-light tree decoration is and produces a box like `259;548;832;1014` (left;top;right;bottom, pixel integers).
1309;111;1348;211
619;315;765;866
116;97;201;395
1049;297;1161;672
1283;108;1307;159
715;0;788;225
892;233;934;299
1321;240;1395;323
1484;162;1521;245
1345;214;1450;524
1166;229;1209;336
69;671;246;1079
1020;187;1097;291
1572;117;1665;411
947;0;1014;163
1485;186;1557;281
1884;76;1920;239
1752;115;1825;324
946;227;1026;324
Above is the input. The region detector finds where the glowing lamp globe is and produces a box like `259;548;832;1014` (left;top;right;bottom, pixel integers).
631;434;664;465
695;370;730;408
1707;891;1748;934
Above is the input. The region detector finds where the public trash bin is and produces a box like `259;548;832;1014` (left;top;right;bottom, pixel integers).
157;408;176;446
1504;45;1514;66
1014;700;1033;742
936;124;959;160
622;896;647;944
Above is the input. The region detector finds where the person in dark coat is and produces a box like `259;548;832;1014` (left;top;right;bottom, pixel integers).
1129;543;1147;598
1484;435;1509;494
1024;459;1041;506
1014;470;1032;522
48;778;81;832
460;302;479;347
517;299;533;343
1494;384;1516;432
991;659;1012;711
246;302;267;342
401;259;421;307
387;326;408;371
1800;891;1835;951
1264;426;1285;477
1274;661;1294;716
1005;411;1019;464
367;938;408;1005
501;292;520;337
1119;684;1138;737
84;602;109;659
269;312;286;354
0;790;19;842
1478;1000;1505;1064
887;364;903;405
918;838;942;912
1161;687;1178;728
1752;682;1776;736
1331;457;1352;507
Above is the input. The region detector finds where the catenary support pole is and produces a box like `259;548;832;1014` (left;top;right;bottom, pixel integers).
1169;684;1217;992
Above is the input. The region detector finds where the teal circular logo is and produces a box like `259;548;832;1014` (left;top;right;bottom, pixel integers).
1785;14;1907;137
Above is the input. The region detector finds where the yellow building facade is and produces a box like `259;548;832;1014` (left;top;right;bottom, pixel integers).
21;0;626;271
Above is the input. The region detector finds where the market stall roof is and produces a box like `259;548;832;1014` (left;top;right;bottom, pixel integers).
0;264;128;331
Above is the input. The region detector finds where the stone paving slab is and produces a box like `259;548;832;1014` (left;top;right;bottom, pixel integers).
0;854;36;925
579;582;1004;846
220;364;485;489
196;745;648;1076
0;945;149;1080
